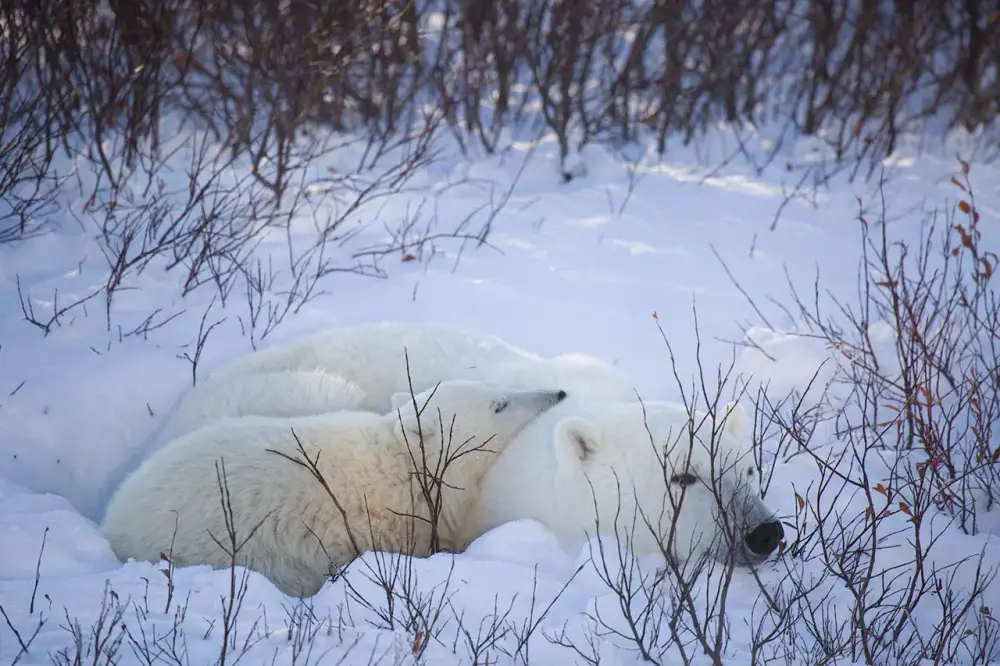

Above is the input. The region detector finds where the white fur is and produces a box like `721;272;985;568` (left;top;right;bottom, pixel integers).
463;397;782;566
191;321;635;415
158;370;366;442
101;380;566;597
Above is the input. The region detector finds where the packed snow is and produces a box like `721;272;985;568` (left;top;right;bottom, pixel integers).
2;113;999;666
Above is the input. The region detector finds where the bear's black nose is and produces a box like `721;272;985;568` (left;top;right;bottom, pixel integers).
744;520;784;556
555;390;568;401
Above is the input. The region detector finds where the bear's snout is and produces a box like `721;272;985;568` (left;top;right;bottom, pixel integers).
743;520;784;556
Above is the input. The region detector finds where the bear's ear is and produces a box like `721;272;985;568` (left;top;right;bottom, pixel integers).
553;416;601;469
390;391;416;410
720;401;749;442
391;409;434;448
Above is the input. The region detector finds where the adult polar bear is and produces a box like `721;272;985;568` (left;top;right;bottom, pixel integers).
159;321;783;567
102;380;568;597
464;394;784;567
156;321;636;441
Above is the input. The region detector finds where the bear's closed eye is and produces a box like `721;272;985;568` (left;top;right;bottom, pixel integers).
670;472;698;487
491;399;509;414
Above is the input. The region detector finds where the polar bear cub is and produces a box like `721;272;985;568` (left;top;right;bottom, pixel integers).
101;380;568;598
182;321;635;418
464;396;784;567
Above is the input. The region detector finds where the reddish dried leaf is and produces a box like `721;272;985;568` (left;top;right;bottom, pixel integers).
172;51;191;69
958;200;972;214
795;493;805;511
898;502;912;516
401;253;416;262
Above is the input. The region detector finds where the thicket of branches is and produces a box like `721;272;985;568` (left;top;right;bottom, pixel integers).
5;165;998;666
2;0;998;310
4;2;1000;663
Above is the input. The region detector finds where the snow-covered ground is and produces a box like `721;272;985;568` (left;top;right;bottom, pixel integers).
2;115;999;666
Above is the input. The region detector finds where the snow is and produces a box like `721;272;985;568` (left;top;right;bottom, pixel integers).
2;117;1000;665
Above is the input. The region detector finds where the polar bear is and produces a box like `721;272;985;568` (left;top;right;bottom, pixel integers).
101;380;568;597
164;321;634;427
462;396;784;567
156;370;367;443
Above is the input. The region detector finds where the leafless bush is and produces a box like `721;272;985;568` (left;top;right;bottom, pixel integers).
50;580;128;666
771;159;1000;536
543;240;1000;666
5;0;998;261
184;0;996;173
695;157;1000;665
0;531;47;666
2;0;444;346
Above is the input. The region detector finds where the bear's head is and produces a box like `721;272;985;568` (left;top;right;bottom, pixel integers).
389;380;568;543
553;399;783;567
